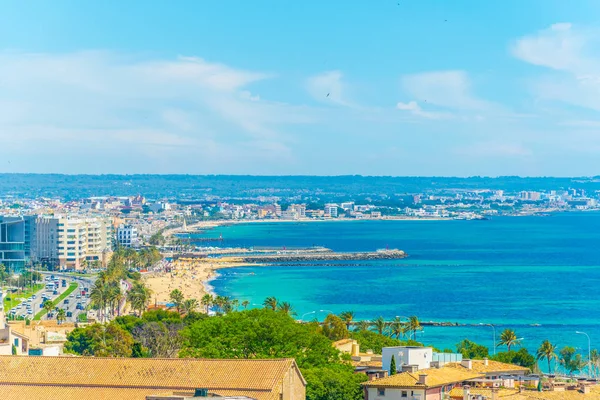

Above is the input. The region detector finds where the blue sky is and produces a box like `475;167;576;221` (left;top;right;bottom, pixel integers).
2;1;600;176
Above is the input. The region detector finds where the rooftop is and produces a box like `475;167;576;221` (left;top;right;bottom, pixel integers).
0;356;303;400
445;359;530;375
363;366;482;389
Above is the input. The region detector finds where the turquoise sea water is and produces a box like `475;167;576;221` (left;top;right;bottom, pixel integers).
198;213;600;356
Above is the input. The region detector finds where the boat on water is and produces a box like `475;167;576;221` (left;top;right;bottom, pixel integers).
530;323;542;327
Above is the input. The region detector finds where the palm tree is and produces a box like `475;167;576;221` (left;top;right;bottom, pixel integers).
263;296;278;311
231;299;240;311
169;289;185;313
499;328;521;352
537;339;558;374
241;300;250;310
56;309;66;325
355;320;371;332
339;311;355;330
372;316;388;335
43;300;55;320
277;302;296;316
389;317;405;339
127;282;152;316
201;294;213;314
183;298;199;314
406;316;422;340
221;296;233;314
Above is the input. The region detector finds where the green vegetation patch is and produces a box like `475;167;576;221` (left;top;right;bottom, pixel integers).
3;283;45;311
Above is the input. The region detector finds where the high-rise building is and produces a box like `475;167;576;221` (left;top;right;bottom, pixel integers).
55;216;112;270
117;224;139;248
324;204;338;218
0;216;34;273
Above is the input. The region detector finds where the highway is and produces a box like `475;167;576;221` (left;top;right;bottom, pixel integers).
8;272;96;323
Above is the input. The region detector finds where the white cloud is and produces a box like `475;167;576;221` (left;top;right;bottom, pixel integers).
401;70;492;111
513;23;600;111
306;70;352;106
0;51;313;173
396;100;451;120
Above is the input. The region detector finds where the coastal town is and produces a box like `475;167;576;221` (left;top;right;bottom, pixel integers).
1;186;600;399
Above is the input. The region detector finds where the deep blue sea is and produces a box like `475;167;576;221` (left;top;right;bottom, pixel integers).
196;213;600;358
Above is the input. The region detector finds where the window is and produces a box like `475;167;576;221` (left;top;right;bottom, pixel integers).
401;391;407;398
378;389;385;396
14;338;19;347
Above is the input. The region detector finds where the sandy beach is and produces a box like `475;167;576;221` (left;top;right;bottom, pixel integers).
143;257;247;304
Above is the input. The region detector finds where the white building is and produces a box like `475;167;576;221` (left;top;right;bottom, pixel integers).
382;346;433;374
117;224;139;248
324;204;338;218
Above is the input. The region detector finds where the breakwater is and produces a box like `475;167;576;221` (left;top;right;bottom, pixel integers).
235;249;406;263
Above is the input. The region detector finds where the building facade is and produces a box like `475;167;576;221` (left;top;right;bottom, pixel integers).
0;216;35;272
117;224;139;248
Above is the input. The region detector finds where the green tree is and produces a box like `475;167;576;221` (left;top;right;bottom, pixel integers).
536;340;558;374
354;320;371;333
127;281;153;316
321;314;349;341
339;311;355;330
56;309;66;325
406;316;422;340
303;364;367;400
241;300;249;310
390;355;397;375
491;349;535;370
371;316;387;335
169;289;185;313
263;296;278;311
65;323;134;357
389;317;405;339
180;309;340;367
277;301;296;316
456;339;489;359
559;346;585;376
350;331;403;354
43;300;55;320
183;298;199;314
201;294;213;314
498;329;521;352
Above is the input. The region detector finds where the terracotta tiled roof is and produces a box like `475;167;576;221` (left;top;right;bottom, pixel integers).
445;360;530;375
363;366;483;388
0;385;280;400
448;386;600;399
0;356;301;400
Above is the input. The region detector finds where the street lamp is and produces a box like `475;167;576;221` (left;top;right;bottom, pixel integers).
480;323;497;355
576;331;591;378
300;311;316;321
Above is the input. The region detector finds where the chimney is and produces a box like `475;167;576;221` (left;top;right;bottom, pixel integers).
351;342;360;357
418;373;427;386
483;357;489;366
463;385;470;400
461;359;473;370
402;365;419;373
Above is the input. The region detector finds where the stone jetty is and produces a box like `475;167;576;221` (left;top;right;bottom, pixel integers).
236;249;406;263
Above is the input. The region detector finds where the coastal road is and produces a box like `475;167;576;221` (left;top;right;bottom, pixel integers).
8;272;95;323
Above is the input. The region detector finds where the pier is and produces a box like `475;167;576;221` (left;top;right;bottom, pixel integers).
235;249;406;263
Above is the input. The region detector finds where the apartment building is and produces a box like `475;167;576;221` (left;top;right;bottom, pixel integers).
117;224;139;248
55;217;113;270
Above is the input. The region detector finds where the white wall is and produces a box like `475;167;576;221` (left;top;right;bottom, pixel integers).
382;346;433;374
366;387;425;400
